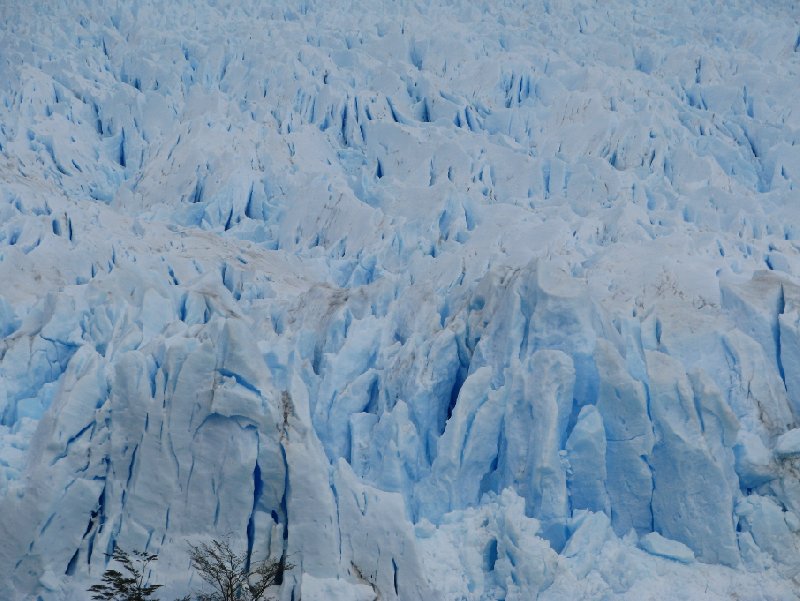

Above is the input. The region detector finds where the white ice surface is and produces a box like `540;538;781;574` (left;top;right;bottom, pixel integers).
1;0;800;599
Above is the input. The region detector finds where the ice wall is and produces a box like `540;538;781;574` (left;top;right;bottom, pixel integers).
1;0;800;599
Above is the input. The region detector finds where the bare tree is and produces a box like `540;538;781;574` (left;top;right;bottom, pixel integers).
187;538;291;601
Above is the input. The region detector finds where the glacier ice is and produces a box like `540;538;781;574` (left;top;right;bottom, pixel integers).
638;532;695;565
1;0;800;599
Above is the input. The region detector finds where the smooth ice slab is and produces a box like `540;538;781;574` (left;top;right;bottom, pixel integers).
639;533;695;564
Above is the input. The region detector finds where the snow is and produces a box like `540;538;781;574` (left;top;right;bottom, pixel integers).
1;0;800;599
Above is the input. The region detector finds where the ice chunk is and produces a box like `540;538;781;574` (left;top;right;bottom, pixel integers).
594;340;654;535
735;430;776;488
0;297;20;338
498;351;574;549
646;351;738;565
737;496;800;569
775;428;800;459
562;511;613;578
565;405;609;515
333;460;432;600
638;532;695;564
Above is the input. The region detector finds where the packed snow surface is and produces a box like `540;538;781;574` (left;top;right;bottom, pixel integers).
1;0;800;599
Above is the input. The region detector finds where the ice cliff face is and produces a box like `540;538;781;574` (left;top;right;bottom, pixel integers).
1;0;800;599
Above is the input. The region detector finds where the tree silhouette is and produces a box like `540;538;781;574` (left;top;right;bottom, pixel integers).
188;538;290;601
88;548;162;601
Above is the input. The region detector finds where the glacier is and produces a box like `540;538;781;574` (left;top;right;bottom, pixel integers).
1;0;800;599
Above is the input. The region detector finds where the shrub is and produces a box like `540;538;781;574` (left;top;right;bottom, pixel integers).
187;538;291;601
87;548;162;601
